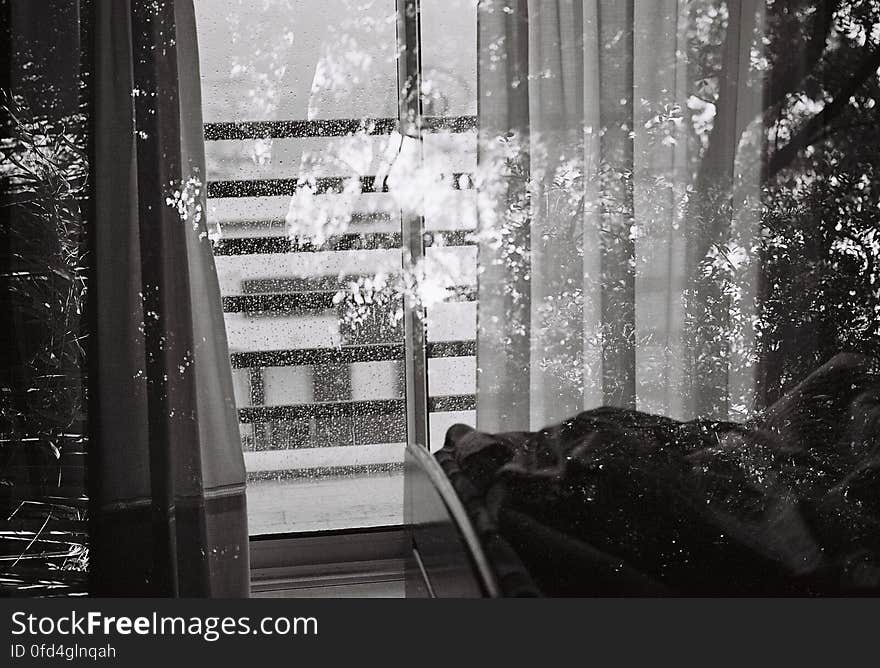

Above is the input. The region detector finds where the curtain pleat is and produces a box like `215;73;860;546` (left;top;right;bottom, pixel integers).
476;0;532;432
631;0;689;419
526;0;587;427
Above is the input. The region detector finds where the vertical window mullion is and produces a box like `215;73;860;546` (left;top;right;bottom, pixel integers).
396;0;430;449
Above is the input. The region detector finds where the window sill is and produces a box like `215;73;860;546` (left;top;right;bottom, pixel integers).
249;526;407;598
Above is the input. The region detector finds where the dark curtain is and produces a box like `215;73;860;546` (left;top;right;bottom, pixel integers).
1;0;248;597
89;0;248;597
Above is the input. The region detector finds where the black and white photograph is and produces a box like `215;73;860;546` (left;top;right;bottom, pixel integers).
3;0;880;603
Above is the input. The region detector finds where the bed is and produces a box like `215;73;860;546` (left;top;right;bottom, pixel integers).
404;353;880;596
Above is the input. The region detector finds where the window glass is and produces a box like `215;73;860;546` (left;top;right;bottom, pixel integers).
196;0;407;534
197;0;479;532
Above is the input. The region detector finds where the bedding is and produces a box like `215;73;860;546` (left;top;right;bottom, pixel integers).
436;353;880;595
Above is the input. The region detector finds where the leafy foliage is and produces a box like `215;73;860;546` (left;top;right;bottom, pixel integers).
0;94;90;595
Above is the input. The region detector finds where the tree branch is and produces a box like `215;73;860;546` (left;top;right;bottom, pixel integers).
767;46;880;180
763;0;839;112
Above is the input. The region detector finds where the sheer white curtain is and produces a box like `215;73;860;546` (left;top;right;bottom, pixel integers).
476;0;766;432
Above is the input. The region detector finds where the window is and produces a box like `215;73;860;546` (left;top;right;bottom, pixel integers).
198;0;880;545
195;0;477;534
4;0;879;597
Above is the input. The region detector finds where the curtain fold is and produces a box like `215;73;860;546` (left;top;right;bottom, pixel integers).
631;0;689;419
476;0;767;431
89;0;248;597
476;0;531;432
526;0;589;426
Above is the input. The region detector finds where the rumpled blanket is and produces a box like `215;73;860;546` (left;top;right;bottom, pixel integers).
437;353;880;595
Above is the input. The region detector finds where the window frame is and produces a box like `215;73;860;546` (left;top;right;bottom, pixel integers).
201;0;447;547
